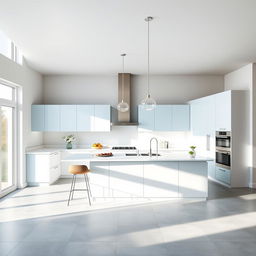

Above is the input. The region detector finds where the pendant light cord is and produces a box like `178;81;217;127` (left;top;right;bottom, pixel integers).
147;18;150;97
122;54;124;101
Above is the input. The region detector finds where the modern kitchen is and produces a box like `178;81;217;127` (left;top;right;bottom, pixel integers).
0;1;256;256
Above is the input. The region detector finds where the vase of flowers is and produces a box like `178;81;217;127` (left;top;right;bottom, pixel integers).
189;146;196;158
63;135;76;149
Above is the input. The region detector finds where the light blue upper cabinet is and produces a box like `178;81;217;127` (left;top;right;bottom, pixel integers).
60;105;77;131
94;105;111;131
138;105;155;131
171;105;190;131
76;105;94;131
45;105;60;131
31;105;45;131
215;91;231;131
155;105;171;131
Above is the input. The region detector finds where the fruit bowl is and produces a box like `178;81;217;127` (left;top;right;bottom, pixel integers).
96;152;113;157
91;143;103;149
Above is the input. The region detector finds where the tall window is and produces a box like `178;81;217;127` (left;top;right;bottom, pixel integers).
0;81;17;195
0;30;23;65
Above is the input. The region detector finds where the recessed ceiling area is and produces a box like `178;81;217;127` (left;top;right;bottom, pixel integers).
0;0;256;75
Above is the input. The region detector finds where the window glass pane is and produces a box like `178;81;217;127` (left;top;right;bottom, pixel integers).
0;83;13;100
16;47;23;65
0;106;13;190
0;31;12;59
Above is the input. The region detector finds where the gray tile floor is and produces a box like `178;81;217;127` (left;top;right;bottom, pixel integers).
0;180;256;255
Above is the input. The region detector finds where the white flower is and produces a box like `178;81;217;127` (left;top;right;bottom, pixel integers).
62;135;76;143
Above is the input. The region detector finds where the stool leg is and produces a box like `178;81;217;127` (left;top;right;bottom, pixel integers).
67;175;75;206
84;174;91;206
86;174;92;198
71;175;77;200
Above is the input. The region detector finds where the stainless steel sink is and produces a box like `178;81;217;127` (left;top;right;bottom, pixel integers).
125;153;161;157
140;153;161;156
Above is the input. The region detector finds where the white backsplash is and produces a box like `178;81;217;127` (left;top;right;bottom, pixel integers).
43;126;192;151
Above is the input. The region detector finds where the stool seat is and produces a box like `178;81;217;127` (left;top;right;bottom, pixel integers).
68;165;90;175
67;165;92;206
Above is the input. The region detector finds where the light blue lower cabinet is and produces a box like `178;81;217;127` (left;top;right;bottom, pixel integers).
144;162;179;197
215;166;230;185
179;161;208;198
89;162;110;197
109;162;143;197
208;161;215;179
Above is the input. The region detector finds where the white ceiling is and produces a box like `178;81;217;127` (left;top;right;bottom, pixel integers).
0;0;256;75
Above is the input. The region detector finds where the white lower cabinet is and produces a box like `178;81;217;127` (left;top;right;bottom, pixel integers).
144;162;179;197
109;162;143;197
89;162;110;198
179;162;208;198
26;152;61;186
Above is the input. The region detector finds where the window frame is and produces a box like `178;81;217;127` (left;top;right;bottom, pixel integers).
0;78;21;197
0;31;23;65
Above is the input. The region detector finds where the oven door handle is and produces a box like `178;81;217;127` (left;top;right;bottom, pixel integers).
216;150;230;155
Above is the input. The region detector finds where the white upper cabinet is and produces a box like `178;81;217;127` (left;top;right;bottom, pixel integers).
215;91;231;131
94;105;111;131
190;95;215;136
155;105;171;131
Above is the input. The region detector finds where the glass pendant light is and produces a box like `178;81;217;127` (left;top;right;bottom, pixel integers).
117;53;129;112
141;16;156;111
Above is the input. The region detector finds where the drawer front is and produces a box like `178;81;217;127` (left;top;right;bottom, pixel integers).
215;166;230;185
49;152;60;168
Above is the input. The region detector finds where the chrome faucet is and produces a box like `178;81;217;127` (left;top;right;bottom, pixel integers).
149;137;158;157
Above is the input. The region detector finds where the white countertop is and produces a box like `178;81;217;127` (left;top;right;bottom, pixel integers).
26;146;213;162
61;153;213;162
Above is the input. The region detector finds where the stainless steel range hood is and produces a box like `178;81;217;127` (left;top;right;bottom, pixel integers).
113;73;138;126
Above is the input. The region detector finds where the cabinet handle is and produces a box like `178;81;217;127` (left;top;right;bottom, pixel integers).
219;168;226;172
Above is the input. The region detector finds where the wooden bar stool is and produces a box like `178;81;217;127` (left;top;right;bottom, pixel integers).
67;165;92;206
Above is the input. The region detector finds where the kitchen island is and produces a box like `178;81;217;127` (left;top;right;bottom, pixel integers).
64;154;210;198
27;148;212;199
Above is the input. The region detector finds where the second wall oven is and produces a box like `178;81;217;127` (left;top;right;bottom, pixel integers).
216;131;231;169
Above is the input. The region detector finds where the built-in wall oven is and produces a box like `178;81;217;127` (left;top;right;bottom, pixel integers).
215;131;231;169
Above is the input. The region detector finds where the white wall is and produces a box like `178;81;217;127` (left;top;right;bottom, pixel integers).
43;74;224;147
44;74;224;122
0;55;43;188
131;75;224;121
224;63;255;187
